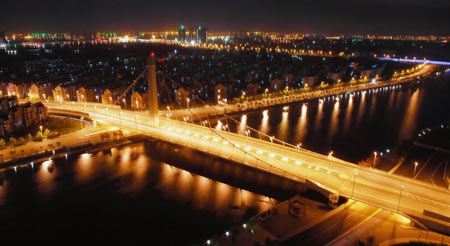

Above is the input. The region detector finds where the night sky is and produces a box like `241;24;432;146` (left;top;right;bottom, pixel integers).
1;0;449;35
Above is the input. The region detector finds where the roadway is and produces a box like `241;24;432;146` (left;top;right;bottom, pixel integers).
40;100;450;232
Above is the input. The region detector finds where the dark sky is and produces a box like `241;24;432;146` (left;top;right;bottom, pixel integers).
1;0;449;35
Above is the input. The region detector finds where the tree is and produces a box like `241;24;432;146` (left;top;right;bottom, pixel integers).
27;133;33;142
0;138;5;147
18;137;25;144
35;131;43;141
9;137;16;145
43;128;50;138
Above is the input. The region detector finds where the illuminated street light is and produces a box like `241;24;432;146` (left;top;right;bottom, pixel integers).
352;172;358;198
373;151;377;168
413;162;419;180
397;185;404;213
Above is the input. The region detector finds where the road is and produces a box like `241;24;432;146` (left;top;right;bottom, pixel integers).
0;124;121;165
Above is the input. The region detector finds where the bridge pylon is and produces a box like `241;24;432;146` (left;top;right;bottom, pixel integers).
147;52;159;126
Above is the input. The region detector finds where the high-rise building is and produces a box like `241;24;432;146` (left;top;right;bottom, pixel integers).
178;25;186;43
197;26;207;44
188;26;195;43
0;31;6;42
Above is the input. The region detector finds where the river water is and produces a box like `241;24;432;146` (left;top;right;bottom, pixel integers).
0;73;449;243
229;72;450;163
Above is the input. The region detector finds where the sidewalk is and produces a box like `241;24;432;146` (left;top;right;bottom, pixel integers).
0;125;110;165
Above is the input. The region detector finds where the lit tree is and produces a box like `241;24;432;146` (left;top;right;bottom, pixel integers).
9;137;16;145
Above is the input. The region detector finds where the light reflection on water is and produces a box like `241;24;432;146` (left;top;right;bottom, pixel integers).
239;78;450;162
0;143;281;242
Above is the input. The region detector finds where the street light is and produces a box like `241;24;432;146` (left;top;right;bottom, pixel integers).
413;162;419;180
135;115;138;131
352;172;358;198
373;151;377;168
397;185;404;213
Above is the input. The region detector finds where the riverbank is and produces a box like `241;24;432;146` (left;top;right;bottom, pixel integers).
165;64;436;119
0;125;137;172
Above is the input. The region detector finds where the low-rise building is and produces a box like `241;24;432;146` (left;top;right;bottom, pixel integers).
131;92;145;110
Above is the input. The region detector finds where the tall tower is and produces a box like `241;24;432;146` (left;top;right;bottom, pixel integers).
147;52;159;126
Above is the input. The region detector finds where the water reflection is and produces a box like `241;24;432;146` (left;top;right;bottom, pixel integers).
327;98;340;143
342;94;354;135
398;89;422;141
240;77;450;162
259;110;270;133
0;143;281;242
35;159;56;196
355;91;366;126
314;99;324;132
277;111;289;140
238;114;247;134
295;104;308;141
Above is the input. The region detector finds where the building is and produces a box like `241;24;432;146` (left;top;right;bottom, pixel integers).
6;83;19;97
0;96;19;111
178;25;186;43
76;87;88;102
283;73;294;86
0;100;47;137
270;79;282;92
52;85;65;102
197;26;207;44
330;71;344;83
28;83;40;99
246;83;259;96
188;26;195;43
16;83;28;99
175;88;188;106
65;85;77;101
101;89;114;104
131;92;145;110
303;75;319;88
0;82;8;97
214;83;227;103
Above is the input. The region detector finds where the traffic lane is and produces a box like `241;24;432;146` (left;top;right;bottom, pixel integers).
284;201;380;245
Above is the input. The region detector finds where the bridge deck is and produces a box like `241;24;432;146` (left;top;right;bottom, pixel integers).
45;101;450;230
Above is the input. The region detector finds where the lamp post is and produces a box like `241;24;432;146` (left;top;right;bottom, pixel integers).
352;172;358;198
413;162;419;180
373;151;377;168
397;185;404;213
135;115;138;131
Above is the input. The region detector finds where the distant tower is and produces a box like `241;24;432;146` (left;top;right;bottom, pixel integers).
178;25;186;43
188;26;194;43
147;53;159;126
197;26;207;44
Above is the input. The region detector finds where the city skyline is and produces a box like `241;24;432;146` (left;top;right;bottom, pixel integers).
1;0;450;35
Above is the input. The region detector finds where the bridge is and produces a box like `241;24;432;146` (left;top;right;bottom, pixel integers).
40;54;450;235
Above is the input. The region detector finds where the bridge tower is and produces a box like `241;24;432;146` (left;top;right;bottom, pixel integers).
147;52;159;126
